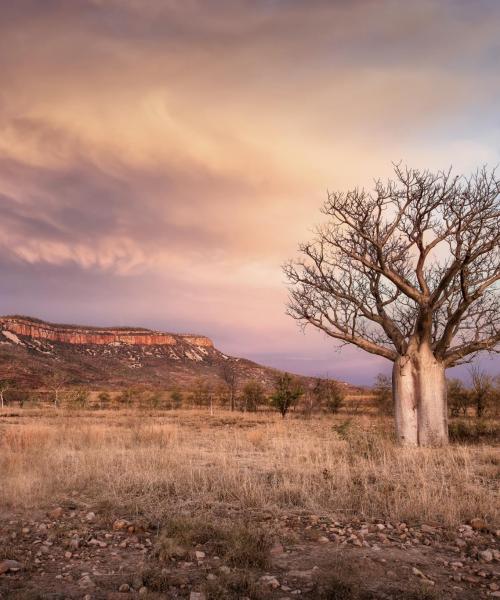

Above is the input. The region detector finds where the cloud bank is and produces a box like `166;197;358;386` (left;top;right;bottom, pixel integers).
1;0;499;382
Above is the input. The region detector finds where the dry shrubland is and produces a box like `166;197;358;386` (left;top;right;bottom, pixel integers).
1;409;498;528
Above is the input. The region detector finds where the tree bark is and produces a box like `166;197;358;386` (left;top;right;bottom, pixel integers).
393;344;448;446
393;354;418;446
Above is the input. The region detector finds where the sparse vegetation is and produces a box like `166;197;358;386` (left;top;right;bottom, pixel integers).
0;409;497;526
373;374;392;416
270;373;303;418
313;378;345;414
240;380;266;412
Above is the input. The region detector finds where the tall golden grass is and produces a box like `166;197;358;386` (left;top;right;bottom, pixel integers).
0;409;498;526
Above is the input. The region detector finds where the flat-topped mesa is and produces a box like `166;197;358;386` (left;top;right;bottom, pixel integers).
0;316;214;348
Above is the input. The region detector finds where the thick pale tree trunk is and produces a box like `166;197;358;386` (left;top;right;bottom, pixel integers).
393;354;418;446
392;342;448;447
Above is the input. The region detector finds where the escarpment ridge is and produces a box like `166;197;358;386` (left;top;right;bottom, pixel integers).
0;315;213;348
0;314;283;389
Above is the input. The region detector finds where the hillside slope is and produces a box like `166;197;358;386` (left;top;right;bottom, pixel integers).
0;315;294;390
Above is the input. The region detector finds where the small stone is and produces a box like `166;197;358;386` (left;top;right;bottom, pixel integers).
112;519;130;531
78;575;95;588
118;583;130;592
48;507;63;519
138;587;148;596
195;550;206;560
470;518;487;531
412;567;432;582
259;575;280;589
421;525;436;534
22;527;30;534
64;551;72;560
69;536;80;549
478;549;493;562
219;566;231;574
85;512;96;522
317;536;329;544
0;560;23;574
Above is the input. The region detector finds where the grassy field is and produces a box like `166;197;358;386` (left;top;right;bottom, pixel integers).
1;409;498;527
1;408;499;599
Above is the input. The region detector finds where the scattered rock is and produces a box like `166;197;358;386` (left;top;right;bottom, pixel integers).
0;560;23;574
478;549;493;562
85;511;96;522
421;524;436;534
113;519;131;531
69;535;80;550
259;575;280;588
287;570;313;580
138;587;148;596
412;567;434;584
195;550;205;560
48;507;63;520
118;583;130;592
78;575;95;588
470;518;487;531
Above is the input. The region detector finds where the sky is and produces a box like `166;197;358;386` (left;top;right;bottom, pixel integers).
1;0;499;384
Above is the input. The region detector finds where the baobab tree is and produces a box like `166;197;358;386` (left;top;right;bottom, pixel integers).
284;165;500;446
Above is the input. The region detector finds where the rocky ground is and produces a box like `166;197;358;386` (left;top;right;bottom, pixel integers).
1;504;499;600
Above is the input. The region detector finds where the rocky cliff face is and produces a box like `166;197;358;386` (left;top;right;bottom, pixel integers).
0;316;213;348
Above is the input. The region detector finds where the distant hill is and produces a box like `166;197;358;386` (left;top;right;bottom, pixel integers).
0;315;355;392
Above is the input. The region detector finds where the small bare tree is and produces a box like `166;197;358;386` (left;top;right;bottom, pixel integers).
447;378;470;417
0;379;12;409
312;378;345;414
220;361;239;412
285;165;500;446
46;370;68;407
469;366;493;419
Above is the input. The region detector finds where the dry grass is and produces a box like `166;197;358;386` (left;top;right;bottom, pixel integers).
0;409;498;527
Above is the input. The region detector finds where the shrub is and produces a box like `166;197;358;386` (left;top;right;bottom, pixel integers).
240;381;266;412
448;379;470;417
170;389;183;408
97;391;111;409
448;419;499;444
373;374;392;415
66;388;90;409
270;373;303;418
313;378;345;414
